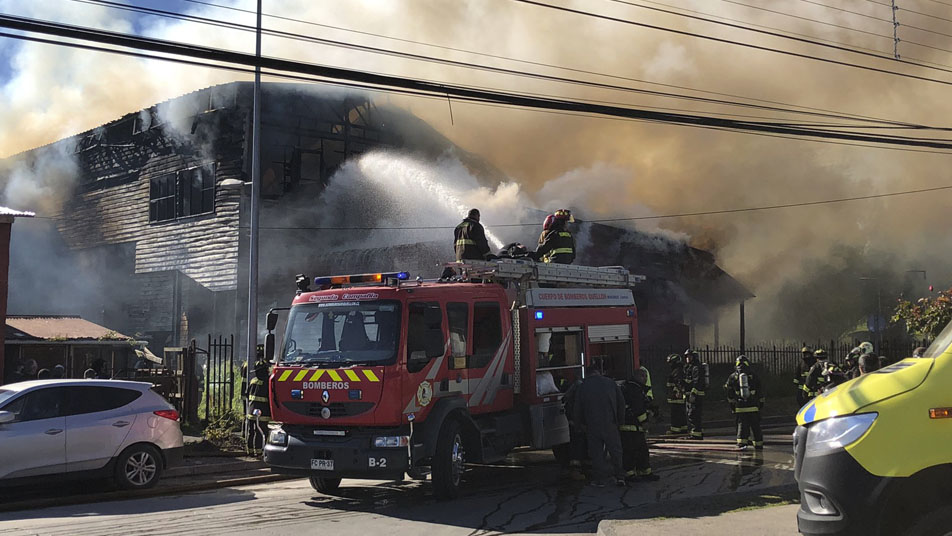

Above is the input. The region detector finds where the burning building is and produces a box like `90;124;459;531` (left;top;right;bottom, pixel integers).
2;82;750;356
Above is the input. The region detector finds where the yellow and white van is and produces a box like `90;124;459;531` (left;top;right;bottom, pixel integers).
795;322;952;536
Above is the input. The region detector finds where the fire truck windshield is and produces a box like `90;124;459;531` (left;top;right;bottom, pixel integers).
280;301;401;366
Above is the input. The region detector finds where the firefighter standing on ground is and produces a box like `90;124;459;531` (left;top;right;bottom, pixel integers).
725;355;765;450
682;349;707;439
619;369;660;481
534;209;576;264
245;346;272;455
572;364;627;487
794;346;816;406
665;354;688;434
454;208;492;261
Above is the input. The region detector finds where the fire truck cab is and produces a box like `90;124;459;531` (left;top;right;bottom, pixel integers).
262;259;644;498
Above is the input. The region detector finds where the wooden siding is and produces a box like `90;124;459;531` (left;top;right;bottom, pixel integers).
57;154;242;291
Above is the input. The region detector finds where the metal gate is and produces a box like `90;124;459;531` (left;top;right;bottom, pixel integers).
201;334;236;422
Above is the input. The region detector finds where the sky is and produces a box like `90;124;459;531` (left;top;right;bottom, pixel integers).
2;0;952;342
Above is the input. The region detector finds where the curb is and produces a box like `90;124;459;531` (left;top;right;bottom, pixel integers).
0;473;299;514
165;459;266;478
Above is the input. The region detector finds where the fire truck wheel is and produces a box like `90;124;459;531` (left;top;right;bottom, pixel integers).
432;418;465;500
308;476;342;494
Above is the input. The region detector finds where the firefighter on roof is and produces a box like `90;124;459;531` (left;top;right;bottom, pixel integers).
794;346;816;406
725;355;765;450
665;354;688;434
534;209;576;264
246;345;271;455
454;208;492;261
682;349;707;439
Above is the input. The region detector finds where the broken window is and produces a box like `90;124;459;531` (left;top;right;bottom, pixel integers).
149;164;216;223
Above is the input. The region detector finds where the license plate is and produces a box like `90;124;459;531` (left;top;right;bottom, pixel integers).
310;458;334;470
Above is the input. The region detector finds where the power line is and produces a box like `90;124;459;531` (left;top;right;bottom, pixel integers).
797;0;892;24
73;0;935;131
717;0;952;61
526;0;952;85
8;14;952;149
184;0;934;129
206;183;952;231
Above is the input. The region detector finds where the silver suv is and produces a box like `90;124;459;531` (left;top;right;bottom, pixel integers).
0;379;184;489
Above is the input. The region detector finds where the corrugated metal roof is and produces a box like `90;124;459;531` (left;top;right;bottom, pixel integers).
0;207;35;217
5;315;132;342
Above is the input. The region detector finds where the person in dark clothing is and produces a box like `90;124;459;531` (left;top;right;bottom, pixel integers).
454;208;492;261
805;349;830;398
534;209;575;264
665;354;688;434
245;348;271;455
794;347;816;406
859;353;881;374
682;349;707;439
725;355;765;450
572;367;626;487
845;352;861;380
619;369;659;481
561;379;587;480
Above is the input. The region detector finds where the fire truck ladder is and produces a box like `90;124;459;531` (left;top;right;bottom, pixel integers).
445;259;645;288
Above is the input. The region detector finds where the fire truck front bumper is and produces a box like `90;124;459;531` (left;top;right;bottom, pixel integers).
263;425;412;480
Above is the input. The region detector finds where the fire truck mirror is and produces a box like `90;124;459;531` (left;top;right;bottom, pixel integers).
264;333;276;363
424;327;445;359
266;311;279;332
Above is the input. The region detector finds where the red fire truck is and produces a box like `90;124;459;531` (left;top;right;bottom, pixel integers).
262;259;644;498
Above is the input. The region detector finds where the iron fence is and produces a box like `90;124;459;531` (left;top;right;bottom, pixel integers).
641;338;931;378
202;334;236;421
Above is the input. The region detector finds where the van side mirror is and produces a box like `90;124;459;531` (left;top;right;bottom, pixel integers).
265;333;276;363
266;311;279;332
424;327;445;359
0;411;14;425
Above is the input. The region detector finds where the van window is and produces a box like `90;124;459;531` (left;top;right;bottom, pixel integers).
447;303;469;370
471;302;502;369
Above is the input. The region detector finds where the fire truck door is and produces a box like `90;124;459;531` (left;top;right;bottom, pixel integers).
465;301;511;412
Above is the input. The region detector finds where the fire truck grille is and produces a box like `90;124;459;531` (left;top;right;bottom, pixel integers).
283;401;375;418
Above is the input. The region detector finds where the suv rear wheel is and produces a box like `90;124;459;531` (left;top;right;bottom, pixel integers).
115;444;163;489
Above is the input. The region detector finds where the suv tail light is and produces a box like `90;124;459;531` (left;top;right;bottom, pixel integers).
154;409;180;421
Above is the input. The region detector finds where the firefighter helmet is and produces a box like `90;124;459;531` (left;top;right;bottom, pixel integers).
801;346;812;355
735;355;750;369
666;353;682;367
542;214;555;231
814;348;828;359
859;341;874;355
553;208;575;223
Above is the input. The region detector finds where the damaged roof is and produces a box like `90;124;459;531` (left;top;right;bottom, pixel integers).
6;316;133;344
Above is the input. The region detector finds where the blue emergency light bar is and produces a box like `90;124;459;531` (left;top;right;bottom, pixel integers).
535;311;544;320
314;271;410;286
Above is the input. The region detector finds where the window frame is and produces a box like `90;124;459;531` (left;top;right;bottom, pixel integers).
148;163;216;223
470;301;503;370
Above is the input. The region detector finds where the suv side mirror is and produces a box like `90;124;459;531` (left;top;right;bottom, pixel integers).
266;311;279;332
0;411;14;425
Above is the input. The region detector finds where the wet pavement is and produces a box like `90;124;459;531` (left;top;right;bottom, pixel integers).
0;431;797;535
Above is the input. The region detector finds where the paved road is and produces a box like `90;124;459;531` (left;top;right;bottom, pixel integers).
0;436;796;536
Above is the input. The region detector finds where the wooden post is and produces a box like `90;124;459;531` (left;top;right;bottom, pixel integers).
739;300;746;353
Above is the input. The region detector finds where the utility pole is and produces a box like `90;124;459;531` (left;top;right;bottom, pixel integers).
246;0;262;378
891;0;901;60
